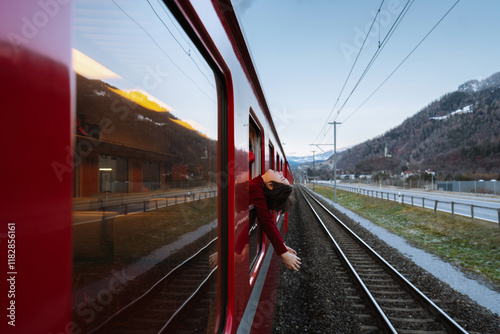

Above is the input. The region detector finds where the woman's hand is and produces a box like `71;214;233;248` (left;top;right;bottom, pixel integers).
285;246;297;255
209;252;218;269
281;250;301;271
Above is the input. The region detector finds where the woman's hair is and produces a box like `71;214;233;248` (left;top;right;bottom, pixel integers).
263;181;295;213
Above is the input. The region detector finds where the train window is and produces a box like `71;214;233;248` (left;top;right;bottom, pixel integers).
249;116;262;272
276;153;280;172
269;142;274;170
249;117;261;178
72;1;219;333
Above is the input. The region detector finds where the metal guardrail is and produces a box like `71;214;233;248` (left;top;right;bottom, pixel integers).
327;185;500;226
120;189;218;214
94;189;218;215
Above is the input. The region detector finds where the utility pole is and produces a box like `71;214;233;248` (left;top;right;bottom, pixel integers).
309;144;334;191
328;121;341;202
312;150;316;190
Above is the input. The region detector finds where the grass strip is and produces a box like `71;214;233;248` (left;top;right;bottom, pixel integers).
312;185;500;288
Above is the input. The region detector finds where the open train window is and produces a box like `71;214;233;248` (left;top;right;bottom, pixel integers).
71;1;221;333
249;116;262;179
269;142;274;170
276;153;280;172
249;115;263;272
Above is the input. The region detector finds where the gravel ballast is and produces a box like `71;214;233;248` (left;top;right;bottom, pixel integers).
272;188;500;333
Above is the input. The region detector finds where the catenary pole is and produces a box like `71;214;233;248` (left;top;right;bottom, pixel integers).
329;122;341;202
312;150;316;190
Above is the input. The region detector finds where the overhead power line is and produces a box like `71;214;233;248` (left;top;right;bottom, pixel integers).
333;0;414;122
314;0;414;146
341;0;462;124
313;0;386;146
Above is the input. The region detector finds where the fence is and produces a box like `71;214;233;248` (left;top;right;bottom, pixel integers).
436;181;499;195
337;185;500;226
340;179;500;195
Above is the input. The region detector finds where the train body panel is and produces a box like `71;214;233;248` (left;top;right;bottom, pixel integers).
0;1;292;333
1;1;73;333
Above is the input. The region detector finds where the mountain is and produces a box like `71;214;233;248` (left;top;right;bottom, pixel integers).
329;71;500;181
76;74;216;166
288;150;335;166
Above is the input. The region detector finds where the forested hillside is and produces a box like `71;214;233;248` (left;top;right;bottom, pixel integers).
335;72;500;180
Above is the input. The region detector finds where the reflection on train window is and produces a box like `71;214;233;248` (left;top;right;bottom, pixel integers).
98;156;128;193
72;1;218;333
249;116;262;272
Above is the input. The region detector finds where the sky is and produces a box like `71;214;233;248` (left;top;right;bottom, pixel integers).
233;0;500;157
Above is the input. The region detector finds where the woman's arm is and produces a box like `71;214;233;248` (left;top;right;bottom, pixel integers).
250;179;288;255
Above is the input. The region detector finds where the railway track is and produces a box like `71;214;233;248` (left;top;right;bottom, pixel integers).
89;239;217;334
298;185;468;334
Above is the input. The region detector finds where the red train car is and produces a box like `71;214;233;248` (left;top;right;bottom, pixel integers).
1;0;293;333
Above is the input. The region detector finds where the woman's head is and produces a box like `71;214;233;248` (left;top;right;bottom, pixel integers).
262;170;295;212
262;169;289;185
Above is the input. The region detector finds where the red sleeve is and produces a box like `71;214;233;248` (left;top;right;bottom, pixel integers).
249;176;288;255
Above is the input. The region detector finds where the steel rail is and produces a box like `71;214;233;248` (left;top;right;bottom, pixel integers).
158;267;217;333
298;186;398;333
300;185;468;334
88;238;217;334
